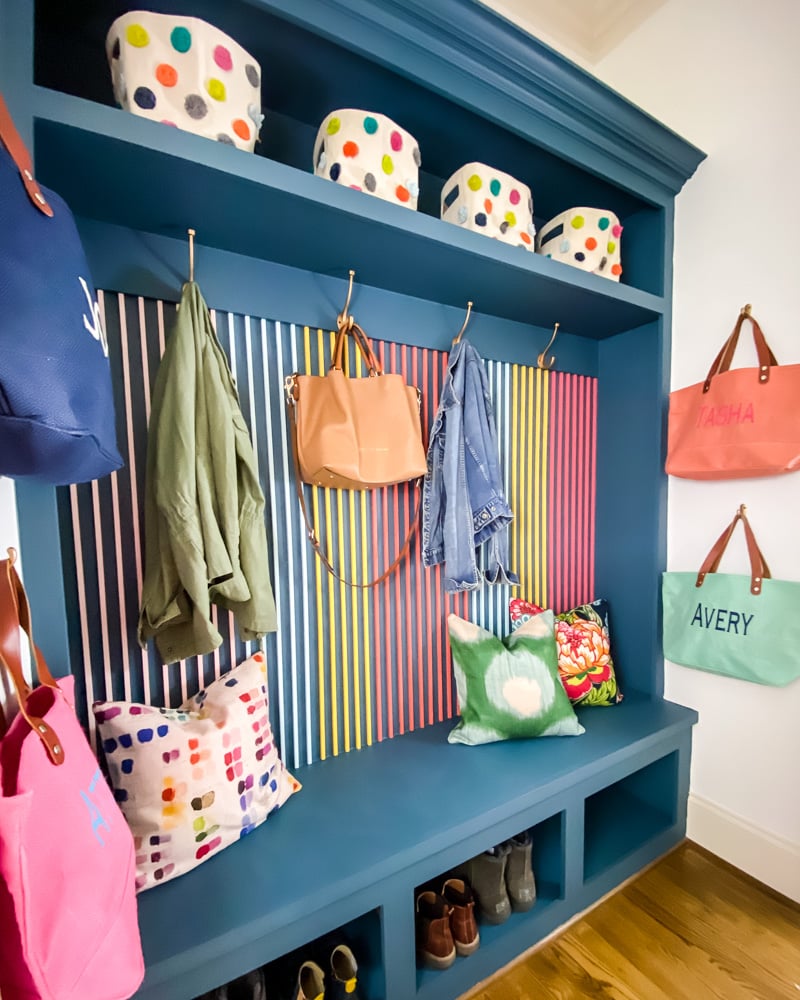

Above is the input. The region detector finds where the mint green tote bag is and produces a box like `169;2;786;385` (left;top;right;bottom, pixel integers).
662;505;800;686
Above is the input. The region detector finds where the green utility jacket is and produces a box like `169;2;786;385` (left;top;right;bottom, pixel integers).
138;281;277;663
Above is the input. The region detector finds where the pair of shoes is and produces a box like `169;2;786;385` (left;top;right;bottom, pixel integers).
458;831;536;924
197;967;267;1000
416;879;480;969
294;944;359;1000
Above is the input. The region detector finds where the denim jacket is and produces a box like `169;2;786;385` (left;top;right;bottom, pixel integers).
422;338;518;591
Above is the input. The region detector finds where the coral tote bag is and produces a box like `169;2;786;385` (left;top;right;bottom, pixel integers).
0;550;144;1000
665;306;800;480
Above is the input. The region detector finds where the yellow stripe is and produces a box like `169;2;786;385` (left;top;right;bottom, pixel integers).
517;364;527;591
361;489;372;746
540;369;550;608
526;365;535;598
308;327;326;760
351;348;363;749
534;366;542;603
510;365;520;584
338;335;351;753
326;331;338;757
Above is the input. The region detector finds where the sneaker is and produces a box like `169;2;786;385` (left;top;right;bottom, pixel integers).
441;878;480;956
506;831;537;912
415;891;456;970
328;944;360;999
293;960;325;1000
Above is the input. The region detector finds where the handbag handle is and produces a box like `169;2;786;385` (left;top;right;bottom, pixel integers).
0;549;65;763
0;92;53;217
331;319;382;376
703;305;778;393
695;505;770;596
286;403;420;587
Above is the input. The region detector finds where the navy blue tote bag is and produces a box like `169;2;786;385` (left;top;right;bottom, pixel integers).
0;93;122;484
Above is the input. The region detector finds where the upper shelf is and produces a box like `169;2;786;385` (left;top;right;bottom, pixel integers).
32;88;665;339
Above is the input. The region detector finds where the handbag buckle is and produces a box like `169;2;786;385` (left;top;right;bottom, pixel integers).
284;374;297;406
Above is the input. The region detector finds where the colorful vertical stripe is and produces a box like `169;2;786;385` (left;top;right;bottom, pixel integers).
63;294;597;768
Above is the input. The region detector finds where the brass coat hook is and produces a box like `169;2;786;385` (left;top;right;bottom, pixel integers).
187;228;196;283
338;269;356;331
452;301;473;346
537;321;559;369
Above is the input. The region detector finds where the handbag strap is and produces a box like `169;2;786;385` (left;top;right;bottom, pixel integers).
0;92;54;217
695;505;770;596
0;549;65;763
285;401;420;588
703;305;778;392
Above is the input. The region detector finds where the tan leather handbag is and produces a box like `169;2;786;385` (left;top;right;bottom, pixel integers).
285;320;426;490
284;317;427;586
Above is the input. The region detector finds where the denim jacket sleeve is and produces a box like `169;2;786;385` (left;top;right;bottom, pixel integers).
422;340;517;591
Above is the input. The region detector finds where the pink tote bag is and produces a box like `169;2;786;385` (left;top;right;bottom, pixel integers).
0;549;144;1000
666;306;800;480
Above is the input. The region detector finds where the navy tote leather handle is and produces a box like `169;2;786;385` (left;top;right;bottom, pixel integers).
0;92;53;217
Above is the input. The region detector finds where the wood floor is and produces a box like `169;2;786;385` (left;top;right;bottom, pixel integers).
464;841;800;1000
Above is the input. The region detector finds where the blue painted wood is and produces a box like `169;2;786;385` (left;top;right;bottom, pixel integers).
29;93;665;339
134;697;696;999
75;220;601;373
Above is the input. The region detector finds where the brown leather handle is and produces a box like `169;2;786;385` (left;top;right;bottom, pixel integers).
695;506;770;596
703;307;778;392
0;92;54;217
286;403;419;587
0;549;65;763
331;319;382;375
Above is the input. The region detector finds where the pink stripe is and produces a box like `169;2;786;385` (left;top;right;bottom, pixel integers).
91;479;114;705
555;373;565;612
422;348;433;725
411;345;424;729
582;377;590;601
376;340;394;740
97;294;133;703
70;485;97;749
568;375;578;609
589;378;597;600
576;376;585;605
390;342;405;735
116;293;151;705
547;372;556;610
372;484;383;742
138;297;151;421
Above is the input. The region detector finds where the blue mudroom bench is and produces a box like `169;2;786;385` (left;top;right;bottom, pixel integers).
2;0;704;997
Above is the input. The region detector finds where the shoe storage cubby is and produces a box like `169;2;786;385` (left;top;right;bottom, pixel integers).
260;908;383;1000
5;0;703;998
583;749;680;885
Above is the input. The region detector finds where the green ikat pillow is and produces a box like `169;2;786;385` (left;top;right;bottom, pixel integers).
447;611;585;746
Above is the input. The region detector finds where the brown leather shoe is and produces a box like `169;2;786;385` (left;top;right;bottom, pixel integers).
442;878;480;956
415;891;456;969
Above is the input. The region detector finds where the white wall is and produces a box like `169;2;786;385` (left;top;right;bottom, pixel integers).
489;0;800;899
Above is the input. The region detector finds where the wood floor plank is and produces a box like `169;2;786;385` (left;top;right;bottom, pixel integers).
463;841;800;1000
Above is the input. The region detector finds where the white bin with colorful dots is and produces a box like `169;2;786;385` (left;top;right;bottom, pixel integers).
313;110;421;209
536;207;623;280
440;163;536;250
105;12;263;152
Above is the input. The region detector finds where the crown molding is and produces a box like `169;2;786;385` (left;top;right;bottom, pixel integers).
261;0;704;204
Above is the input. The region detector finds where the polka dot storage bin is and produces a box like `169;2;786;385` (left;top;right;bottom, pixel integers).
313;110;421;209
440;163;536;250
536;207;623;281
105;11;263;152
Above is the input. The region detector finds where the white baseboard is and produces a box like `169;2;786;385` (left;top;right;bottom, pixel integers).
687;794;800;903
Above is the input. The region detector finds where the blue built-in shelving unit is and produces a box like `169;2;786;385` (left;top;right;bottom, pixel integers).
3;0;705;997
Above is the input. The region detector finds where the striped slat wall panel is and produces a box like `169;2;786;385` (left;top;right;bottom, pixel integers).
63;292;597;769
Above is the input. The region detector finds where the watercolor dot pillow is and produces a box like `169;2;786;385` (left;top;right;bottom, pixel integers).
93;653;300;892
447;611;585;746
509;598;622;707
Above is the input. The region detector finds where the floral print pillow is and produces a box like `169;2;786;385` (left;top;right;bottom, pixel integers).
509;598;622;706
